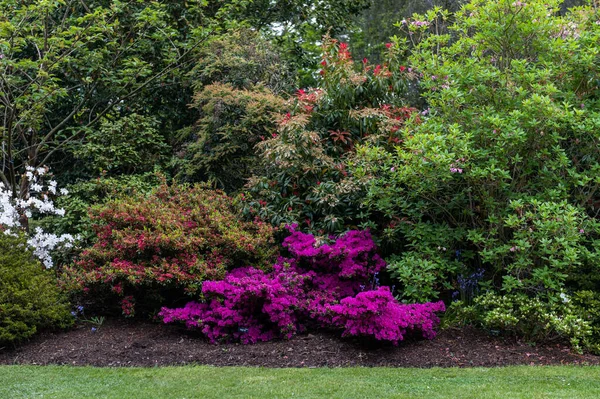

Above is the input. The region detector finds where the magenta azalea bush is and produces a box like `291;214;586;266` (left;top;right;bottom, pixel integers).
161;266;306;344
160;227;445;344
330;287;445;344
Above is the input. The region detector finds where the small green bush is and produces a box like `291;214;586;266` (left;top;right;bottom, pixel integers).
474;292;599;354
0;234;73;345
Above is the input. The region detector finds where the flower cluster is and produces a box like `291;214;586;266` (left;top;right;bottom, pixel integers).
330;287;445;344
160;228;445;344
295;88;323;114
0;166;75;268
338;42;351;61
161;267;306;343
454;268;485;304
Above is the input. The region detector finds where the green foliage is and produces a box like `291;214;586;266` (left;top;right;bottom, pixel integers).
190;29;296;93
0;0;377;198
571;290;600;353
0;0;206;194
73;114;169;176
349;0;465;64
0;234;72;345
474;292;599;354
177;83;286;192
350;0;600;303
476;199;594;297
213;0;372;87
176;30;293;192
387;251;459;303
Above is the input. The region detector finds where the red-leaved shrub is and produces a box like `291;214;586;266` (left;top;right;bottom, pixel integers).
62;183;277;315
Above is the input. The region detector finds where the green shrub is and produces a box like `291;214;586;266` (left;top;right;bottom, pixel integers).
474;292;597;354
350;0;600;302
0;234;73;345
177;83;286;192
73;114;169;176
570;290;600;354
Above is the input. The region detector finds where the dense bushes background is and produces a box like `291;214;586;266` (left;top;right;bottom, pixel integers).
2;0;600;351
349;0;600;351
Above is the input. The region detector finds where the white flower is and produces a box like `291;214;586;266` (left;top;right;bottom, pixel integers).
0;165;73;268
27;228;76;268
60;188;69;195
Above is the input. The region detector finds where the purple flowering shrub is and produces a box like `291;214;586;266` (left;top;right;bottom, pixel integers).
162;266;306;344
160;227;445;344
330;287;446;344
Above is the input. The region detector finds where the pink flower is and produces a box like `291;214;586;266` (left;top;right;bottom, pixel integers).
160;229;443;345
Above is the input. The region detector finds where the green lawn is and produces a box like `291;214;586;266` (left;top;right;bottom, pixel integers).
1;365;599;398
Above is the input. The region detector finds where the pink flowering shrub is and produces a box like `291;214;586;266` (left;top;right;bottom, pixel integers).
162;266;306;344
329;287;445;344
160;227;445;344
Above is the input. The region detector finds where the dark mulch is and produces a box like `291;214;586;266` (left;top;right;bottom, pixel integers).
1;319;598;367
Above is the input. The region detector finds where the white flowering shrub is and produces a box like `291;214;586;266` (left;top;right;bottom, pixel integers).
0;166;75;268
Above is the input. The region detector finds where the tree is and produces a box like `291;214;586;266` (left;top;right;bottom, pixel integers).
348;0;465;64
0;0;210;199
0;0;375;201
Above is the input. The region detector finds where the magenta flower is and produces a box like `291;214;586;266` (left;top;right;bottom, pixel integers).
160;228;445;345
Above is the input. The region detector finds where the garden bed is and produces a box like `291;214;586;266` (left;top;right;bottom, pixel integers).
1;319;598;368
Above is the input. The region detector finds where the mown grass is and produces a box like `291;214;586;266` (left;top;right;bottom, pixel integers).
1;365;599;398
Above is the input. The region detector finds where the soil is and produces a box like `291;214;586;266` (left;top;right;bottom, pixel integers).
1;319;599;368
